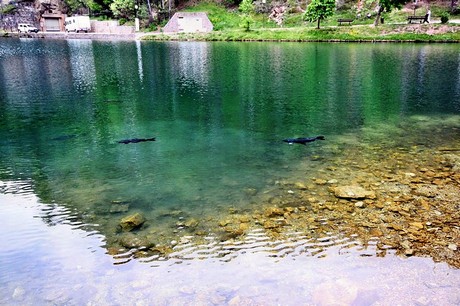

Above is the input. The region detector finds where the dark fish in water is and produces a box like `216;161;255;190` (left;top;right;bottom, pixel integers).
283;135;325;145
117;137;156;144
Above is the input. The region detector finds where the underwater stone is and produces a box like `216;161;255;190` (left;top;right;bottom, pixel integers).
119;212;145;231
244;187;258;196
332;186;376;199
110;203;129;213
184;218;199;228
119;233;154;249
294;182;307;190
264;207;284;217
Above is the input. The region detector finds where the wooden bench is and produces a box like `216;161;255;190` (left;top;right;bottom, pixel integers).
407;15;427;23
338;19;353;26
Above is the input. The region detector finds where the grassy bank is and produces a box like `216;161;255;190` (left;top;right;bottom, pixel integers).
142;24;460;42
140;1;460;43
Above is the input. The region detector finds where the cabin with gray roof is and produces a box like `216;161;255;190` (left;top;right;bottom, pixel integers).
162;12;213;33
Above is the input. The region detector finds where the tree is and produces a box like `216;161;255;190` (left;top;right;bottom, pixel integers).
303;0;335;29
110;0;135;20
373;0;409;26
239;0;254;31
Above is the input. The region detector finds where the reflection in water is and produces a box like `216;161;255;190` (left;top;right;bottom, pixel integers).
136;40;144;81
0;39;459;302
68;39;96;92
173;41;210;88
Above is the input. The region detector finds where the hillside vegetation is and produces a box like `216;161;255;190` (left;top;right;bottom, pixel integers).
178;0;457;30
138;0;460;42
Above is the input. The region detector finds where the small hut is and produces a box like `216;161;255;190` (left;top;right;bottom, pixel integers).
163;12;213;33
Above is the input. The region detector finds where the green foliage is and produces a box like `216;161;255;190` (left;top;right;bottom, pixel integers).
63;0;84;14
110;0;135;19
378;0;408;12
239;0;254;14
0;4;17;15
303;0;336;29
86;0;103;12
373;0;410;25
239;0;255;31
240;15;254;31
184;2;242;29
62;0;110;15
440;12;450;24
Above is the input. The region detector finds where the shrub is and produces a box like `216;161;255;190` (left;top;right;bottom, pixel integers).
440;12;449;24
0;4;17;15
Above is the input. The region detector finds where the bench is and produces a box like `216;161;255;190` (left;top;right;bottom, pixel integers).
407;15;427;24
338;19;353;26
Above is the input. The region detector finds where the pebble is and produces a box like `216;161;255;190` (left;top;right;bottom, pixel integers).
12;287;25;300
448;243;457;251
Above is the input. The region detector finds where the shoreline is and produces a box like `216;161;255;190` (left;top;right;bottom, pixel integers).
1;31;139;40
2;23;460;42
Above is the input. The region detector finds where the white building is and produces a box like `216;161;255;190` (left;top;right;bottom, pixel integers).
163;12;213;33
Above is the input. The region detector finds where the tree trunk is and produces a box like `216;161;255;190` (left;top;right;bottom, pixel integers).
317;18;321;29
146;0;154;23
374;6;384;26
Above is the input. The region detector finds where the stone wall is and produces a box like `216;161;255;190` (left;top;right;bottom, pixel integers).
0;2;38;31
90;20;134;34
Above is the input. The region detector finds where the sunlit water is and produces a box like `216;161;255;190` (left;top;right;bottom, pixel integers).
1;38;460;304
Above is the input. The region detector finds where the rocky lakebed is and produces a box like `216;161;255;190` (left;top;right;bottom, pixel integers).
101;116;460;269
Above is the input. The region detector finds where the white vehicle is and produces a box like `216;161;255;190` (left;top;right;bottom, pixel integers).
65;16;91;33
18;23;39;33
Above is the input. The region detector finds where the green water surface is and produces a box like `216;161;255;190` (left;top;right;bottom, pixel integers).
0;38;459;246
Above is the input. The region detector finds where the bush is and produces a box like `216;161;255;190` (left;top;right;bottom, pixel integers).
440;12;449;24
0;4;17;15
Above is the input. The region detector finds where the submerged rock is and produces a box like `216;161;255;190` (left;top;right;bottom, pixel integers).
264;207;284;217
120;212;145;231
244;187;258;196
184;218;199;228
110;203;130;213
119;233;154;249
332;185;376;200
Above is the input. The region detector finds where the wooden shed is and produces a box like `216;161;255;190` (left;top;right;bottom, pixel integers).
163;12;213;33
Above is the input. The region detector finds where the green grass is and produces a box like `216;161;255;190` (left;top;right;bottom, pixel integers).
143;2;460;42
143;24;460;42
183;2;242;30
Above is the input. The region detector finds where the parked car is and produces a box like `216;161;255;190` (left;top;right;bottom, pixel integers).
18;23;39;33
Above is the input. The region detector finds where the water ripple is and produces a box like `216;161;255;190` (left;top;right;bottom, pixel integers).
124;229;379;267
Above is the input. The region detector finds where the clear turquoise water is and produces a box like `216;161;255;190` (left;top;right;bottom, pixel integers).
1;39;460;238
1;38;460;304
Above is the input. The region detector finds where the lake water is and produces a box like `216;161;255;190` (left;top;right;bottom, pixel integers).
1;38;460;304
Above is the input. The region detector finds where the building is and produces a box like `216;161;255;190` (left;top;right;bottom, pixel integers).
40;13;65;32
162;12;213;33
